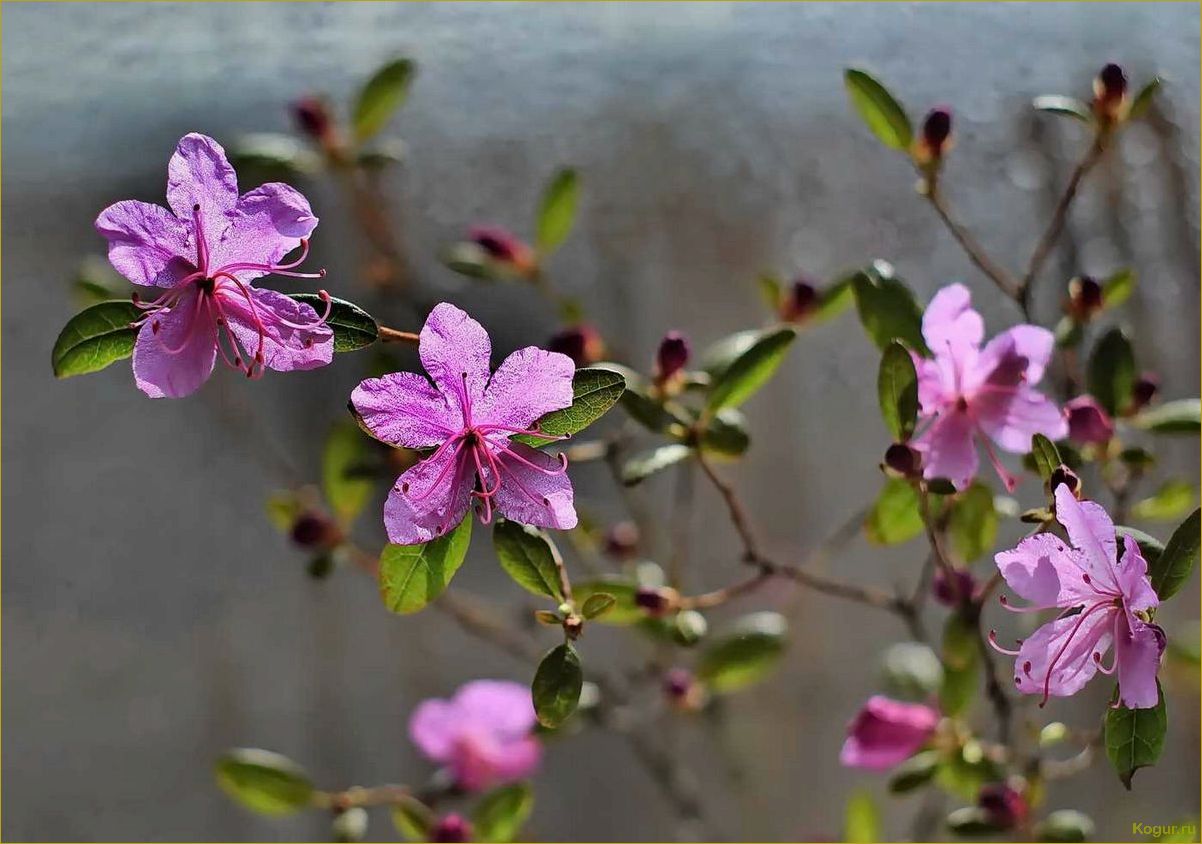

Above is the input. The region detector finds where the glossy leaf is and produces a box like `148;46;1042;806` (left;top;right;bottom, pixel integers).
1029;433;1063;482
571;578;641;624
1149;509;1200;600
215;748;314;816
878;341;919;441
472;783;533;843
1102;268;1136;309
813;276;856;323
493;520;564;600
865;478;923;545
945;807;1002;837
322;422;374;525
229;133;321;179
699;408;751;458
1105;682;1167;789
887;750;940;794
949;482;998;563
353;58;416;141
851;263;929;355
706;325;797;412
1133;480;1195;522
51;300;141;378
581;592;617;620
379;517;473;614
532;643;583;728
621;443;692;486
511;367;626;447
843;789;881;844
287;294;379;352
697;612;787;693
536;168;580;255
700;329;760;380
844;69;912;150
1131;398;1202;435
1087;327;1136;416
1032;94;1093;121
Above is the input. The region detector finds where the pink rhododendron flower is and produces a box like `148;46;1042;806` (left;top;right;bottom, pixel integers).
409;680;542;791
95;133;332;398
351;302;576;544
991;485;1164;709
839;696;939;771
1064;394;1115;445
913;284;1067;490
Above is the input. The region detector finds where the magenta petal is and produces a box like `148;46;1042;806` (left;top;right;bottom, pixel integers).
915;409;978;490
219;287;333;372
351;373;459;449
491;443;577;531
1115;614;1165;709
994;533;1092;608
409;699;458;762
1013;608;1112;699
384;448;473;545
419;303;492;419
212;183;319;276
973;386;1068;453
94;200;193;287
481;735;542;785
1116;536;1159;616
976;325;1055;386
453;680;539;738
166;133;239;220
922;283;984;356
839;696;939;771
131;288;217;398
1054;486;1119;588
478;346;575;430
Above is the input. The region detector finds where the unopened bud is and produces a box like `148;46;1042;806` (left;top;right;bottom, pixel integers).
563;614;584;640
468;226;535;271
292;96;333;141
635;585;680;618
921;107;953;155
1064;395;1115;445
547;323;606;366
1093;63;1128;122
977;783;1028;830
655;331;690;380
780;277;819;323
883;443;923;478
933;567;976;607
1130;372;1160;413
332;807;369;843
663;667;707;711
1066;275;1104;321
291;511;336;549
1049;465;1082;499
431;814;473;843
603;521;640;560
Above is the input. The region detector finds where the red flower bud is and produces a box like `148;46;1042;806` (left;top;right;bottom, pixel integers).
291;511;337;549
1064;395;1115;445
933;567;976;607
883;443;923;478
431;814;473;843
781;277;819;322
922;106;953;155
1093;63;1128;121
468;226;535;271
1066;275;1103;321
635;585;680;618
978;783;1028;830
655;331;690;380
292;96;333;141
1050;465;1082;499
1130;372;1160;413
547;324;606;366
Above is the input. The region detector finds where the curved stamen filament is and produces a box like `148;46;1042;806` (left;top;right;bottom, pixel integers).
272;289;333;331
475;422;571;441
976;425;1018;492
153;294;205;356
998;594;1052;613
212;272;268;373
492;442;569;477
1039;600;1115;706
405;442;468;503
192;204;210;273
988;629;1021;656
214;238;325;280
1093;650;1117;675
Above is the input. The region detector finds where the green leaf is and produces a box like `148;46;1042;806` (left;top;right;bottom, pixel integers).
493;520;564;600
1105;681;1167;789
571;578;641;624
51;300;141;378
472;783;534;843
696;612;787;693
265;490;302;533
888;750;940;794
531;643;583;728
851;264;929;355
378;517;473;614
946;807;1002;837
949;482;998;562
511;367;626;447
757;272;783;311
699;329;760;380
844;69;913;151
1133;480;1195;522
229;133;321;179
843;789;881;844
215;749;314;816
357;138;407;170
1102;268;1136;309
1149;509;1200;600
813;276;856;323
699;408;750;458
1030;433;1064;482
1032;94;1094;122
322;422;374;525
877;341;920;441
705;325;797;412
939;614;979;717
865;478;923;545
935;741;1001;802
581;592;616;620
621;443;692;486
287;294;378;352
390;794;436;841
1128;76;1163;120
1132;398;1202;435
1087;327;1136;416
535;168;580;255
1037;810;1096;842
1116;525;1164;568
880;642;944;701
353;58;416;141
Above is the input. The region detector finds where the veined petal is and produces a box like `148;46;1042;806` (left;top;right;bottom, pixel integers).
914;409;978;490
1115;614;1165;709
131;288;217;398
922;283;984;357
1013;606;1114;699
973;324;1055;388
94;200;194;288
211;183;319;277
351;373;460;449
419;303;492;420
384;447;473;545
1054;486;1120;590
915;354;955;415
1117;535;1159;616
995;533;1094;608
491;442;577;531
477;346;575;430
218;286;333;373
166;133;239;221
973;385;1067;453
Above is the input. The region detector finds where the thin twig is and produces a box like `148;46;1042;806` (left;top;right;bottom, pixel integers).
378;325;421;344
926;183;1023;303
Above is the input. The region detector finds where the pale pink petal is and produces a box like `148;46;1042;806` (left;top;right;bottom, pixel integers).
973;325;1055;387
915;355;955;415
1116;536;1159;616
351;373;460;449
166;133;239;221
383;448;473;545
922;283;984;356
419;303;492;419
1013;607;1113;699
94;200;194;288
973;386;1068;453
211;183;319;277
914;409;978;490
409;699;459;762
1114;614;1165;709
839;696;939;771
131;288;217;399
483;735;542;784
218;287;333;372
994;533;1093;608
1054;486;1120;590
477;346;575;430
491;443;577;531
453;680;538;739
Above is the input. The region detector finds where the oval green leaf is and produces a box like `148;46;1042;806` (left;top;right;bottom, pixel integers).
1102;268;1136;309
851;264;929;355
878;341;919;441
379;517;473;614
532;643;583;728
706;325;797;412
353;58;416;141
511;366;626;447
621;443;692;486
1029;433;1064;482
1131;398;1202;435
322;421;375;525
581;592;617;620
1032;94;1094;122
493;520;564;600
1128;76;1162;120
536;167;580;255
1149;508;1200;601
1132;480;1195;522
948;482;998;562
1087;327;1136;416
215;748;314;816
571;578;641;624
696;611;787;693
287;293;379;352
865;477;923;545
472;782;534;843
844;69;913;151
51;300;141;378
1105;681;1167;789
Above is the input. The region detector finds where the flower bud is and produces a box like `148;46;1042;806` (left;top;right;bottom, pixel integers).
883;443;923;478
1094;63;1128;111
332;807;369;843
780;276;819;323
603;521;640;560
932;567;976;607
1049;465;1082;500
634;585;680;618
431;814;473;843
1066;275;1104;321
1130;371;1160;413
977;782;1028;830
655;331;690;380
292;96;333;142
1064;395;1115;445
291;511;337;549
921;107;953;156
839;696;940;771
663;667;707;711
563;614;584;640
547;323;606;367
468;226;535;272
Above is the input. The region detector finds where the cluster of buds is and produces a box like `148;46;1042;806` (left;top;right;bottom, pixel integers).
662;667;707;712
1092;63;1128;124
653;331;690;394
912;106;954;170
1064;275;1104;323
779;275;819;324
547;323;606;367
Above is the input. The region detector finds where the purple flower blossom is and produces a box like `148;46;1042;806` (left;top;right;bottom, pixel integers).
839;696;940;771
990;485;1165;709
409;680;541;792
351;303;577;544
913;284;1067;491
95;133;332;398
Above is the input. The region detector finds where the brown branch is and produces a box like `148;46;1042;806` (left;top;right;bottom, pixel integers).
378;325;421;344
926;184;1024;304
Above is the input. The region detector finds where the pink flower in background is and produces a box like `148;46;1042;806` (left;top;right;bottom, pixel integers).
839;696;939;771
991;485;1164;708
409;680;542;791
351;302;577;545
95;133;332;398
1064;394;1115;445
913;284;1066;490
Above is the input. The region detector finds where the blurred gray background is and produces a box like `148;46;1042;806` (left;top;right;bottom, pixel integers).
3;2;1199;841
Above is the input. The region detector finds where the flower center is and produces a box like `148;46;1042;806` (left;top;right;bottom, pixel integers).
197;276;216;296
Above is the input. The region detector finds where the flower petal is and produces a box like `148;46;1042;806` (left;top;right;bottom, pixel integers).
922;283;984;356
94;200;194;288
974;324;1055;387
166;133;239;220
131;288;217;398
973;385;1067;453
351;373;459;449
383;447;473;545
211;183;319;277
995;533;1092;608
1117;535;1159;616
477;346;575;430
218;286;333;373
1013;606;1113;699
839;696;939;771
1115;614;1165;709
491;442;577;530
408;698;458;762
419;303;492;419
1054;486;1120;589
914;409;978;490
477;735;542;786
453;680;539;739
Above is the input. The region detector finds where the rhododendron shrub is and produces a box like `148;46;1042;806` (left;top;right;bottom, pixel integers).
51;57;1199;843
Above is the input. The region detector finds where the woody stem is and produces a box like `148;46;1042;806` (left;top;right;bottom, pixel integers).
377;325;421;344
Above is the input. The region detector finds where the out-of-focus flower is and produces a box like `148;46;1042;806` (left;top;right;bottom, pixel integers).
839;696;940;771
933;567;976;607
663;667;707;711
431;814;473;843
603;521;640;560
635;585;680;618
1064;395;1115;445
978;782;1029;830
292;96;334;144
